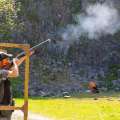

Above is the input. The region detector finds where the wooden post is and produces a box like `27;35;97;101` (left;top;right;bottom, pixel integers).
24;45;30;120
0;43;30;120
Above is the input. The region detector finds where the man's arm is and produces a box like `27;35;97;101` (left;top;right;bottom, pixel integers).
7;58;19;77
15;50;34;66
7;50;34;77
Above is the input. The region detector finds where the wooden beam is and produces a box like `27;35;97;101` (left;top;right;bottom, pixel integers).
24;45;30;120
0;106;23;110
0;43;29;49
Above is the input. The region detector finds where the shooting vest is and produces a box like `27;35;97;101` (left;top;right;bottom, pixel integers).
0;70;13;119
0;79;12;105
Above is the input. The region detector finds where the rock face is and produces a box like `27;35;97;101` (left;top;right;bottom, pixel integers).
1;0;120;96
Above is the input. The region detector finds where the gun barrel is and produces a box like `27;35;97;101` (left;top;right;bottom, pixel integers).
16;39;51;58
30;39;51;50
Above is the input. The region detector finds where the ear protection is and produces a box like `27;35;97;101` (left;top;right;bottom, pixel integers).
0;58;10;69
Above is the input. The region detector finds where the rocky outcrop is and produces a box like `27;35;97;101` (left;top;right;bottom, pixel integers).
1;0;120;96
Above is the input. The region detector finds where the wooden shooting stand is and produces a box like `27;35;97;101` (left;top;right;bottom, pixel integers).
0;43;30;120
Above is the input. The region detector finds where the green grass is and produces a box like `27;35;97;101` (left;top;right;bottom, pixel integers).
15;92;120;120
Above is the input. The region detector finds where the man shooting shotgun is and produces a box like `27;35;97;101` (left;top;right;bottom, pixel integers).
0;39;51;120
3;39;51;69
16;39;51;66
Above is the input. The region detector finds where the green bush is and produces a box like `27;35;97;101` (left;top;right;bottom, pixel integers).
104;64;120;90
10;77;23;97
70;0;82;14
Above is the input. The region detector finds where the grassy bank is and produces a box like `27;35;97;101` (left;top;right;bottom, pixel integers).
15;92;120;120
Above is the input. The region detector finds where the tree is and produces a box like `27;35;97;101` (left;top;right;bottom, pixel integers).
0;0;18;40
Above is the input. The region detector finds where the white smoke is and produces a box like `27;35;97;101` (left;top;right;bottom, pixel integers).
62;3;120;40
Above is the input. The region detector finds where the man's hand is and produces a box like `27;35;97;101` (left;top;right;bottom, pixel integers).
30;50;35;56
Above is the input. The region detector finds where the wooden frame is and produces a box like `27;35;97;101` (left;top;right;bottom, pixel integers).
0;43;30;120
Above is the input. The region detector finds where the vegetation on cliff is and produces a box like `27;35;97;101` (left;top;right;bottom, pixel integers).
1;0;120;96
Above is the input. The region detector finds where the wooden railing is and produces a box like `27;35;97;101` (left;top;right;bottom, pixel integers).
0;43;30;120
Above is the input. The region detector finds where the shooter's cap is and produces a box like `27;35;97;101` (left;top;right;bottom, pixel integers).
0;50;13;61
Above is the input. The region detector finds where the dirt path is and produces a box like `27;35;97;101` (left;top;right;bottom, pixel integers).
11;110;53;120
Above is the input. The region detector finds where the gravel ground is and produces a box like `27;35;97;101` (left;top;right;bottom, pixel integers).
11;110;52;120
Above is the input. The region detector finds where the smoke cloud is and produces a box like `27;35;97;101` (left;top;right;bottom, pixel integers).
62;3;120;40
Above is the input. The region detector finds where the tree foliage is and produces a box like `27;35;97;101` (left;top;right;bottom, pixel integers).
0;0;18;40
